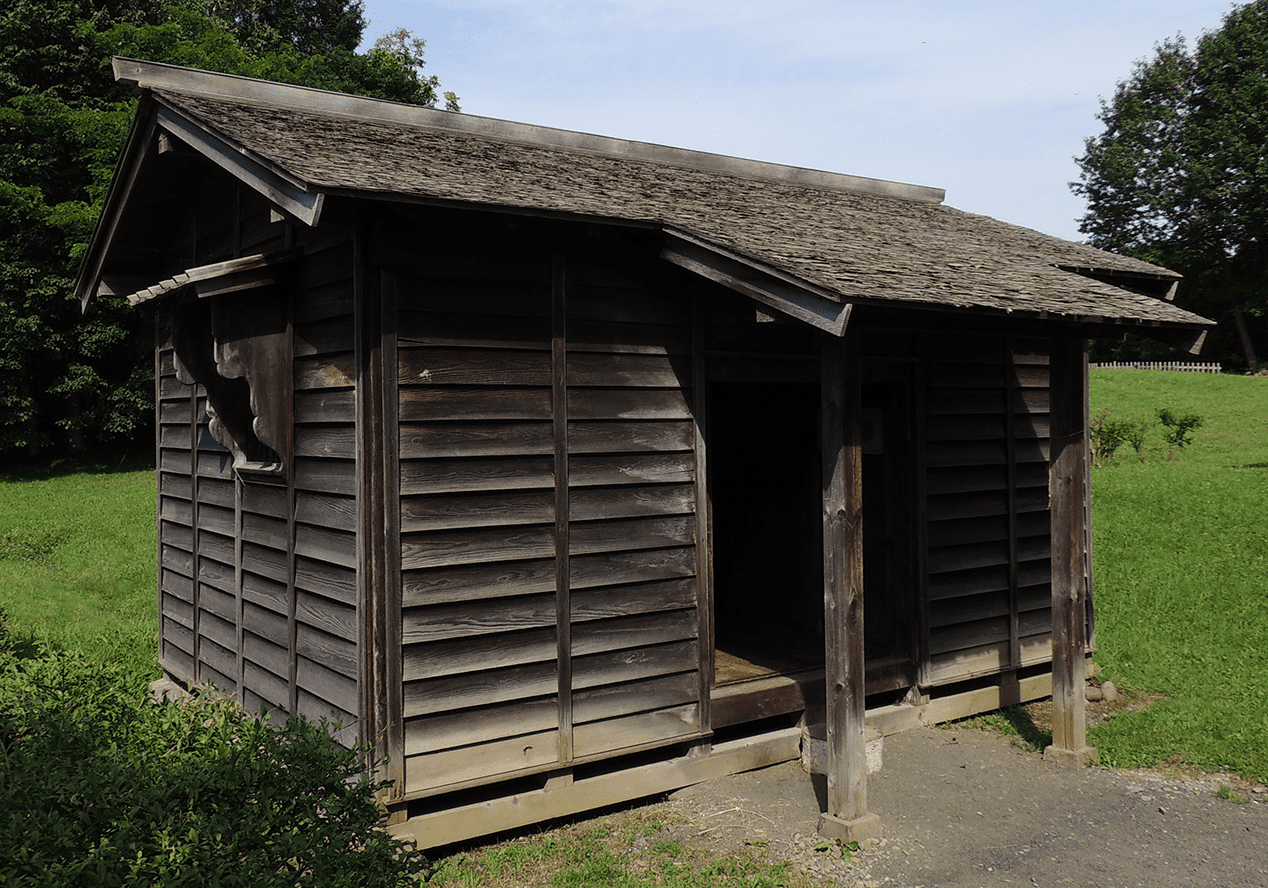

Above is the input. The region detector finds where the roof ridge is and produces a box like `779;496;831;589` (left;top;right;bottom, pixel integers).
113;57;946;205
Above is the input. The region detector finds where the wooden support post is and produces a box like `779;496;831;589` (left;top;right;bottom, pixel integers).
818;331;881;842
1045;337;1097;767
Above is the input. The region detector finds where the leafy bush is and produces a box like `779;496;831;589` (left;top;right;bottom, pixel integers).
1157;407;1204;456
0;624;426;887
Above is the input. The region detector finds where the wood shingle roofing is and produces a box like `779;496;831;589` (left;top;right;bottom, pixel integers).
85;59;1211;334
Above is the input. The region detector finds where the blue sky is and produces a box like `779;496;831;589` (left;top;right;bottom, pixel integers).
357;1;1235;242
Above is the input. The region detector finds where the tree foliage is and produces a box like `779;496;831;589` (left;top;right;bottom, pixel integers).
1072;1;1268;368
0;0;457;456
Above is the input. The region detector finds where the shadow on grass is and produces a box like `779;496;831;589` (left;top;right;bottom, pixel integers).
0;453;154;483
999;705;1052;751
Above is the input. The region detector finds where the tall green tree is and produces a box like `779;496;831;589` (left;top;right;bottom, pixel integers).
1072;1;1268;369
0;0;457;456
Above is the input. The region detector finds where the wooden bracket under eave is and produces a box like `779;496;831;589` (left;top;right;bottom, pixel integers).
661;231;853;337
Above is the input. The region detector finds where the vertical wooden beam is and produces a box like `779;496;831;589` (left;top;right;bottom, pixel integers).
1045;337;1097;767
818;330;881;842
1004;341;1020;671
691;293;713;740
553;244;573;766
154;319;166;671
911;352;931;693
379;267;405;797
355;230;390;775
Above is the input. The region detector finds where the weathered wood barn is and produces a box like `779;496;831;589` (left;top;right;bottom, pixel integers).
77;59;1212;845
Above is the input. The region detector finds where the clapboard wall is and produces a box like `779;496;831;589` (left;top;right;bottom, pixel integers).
390;224;706;799
921;334;1053;686
153;178;362;744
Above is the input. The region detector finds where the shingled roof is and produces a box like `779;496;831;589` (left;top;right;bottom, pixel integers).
80;58;1212;337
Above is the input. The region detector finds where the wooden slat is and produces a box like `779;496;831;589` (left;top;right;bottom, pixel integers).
160;521;193;553
159;471;192;501
571;483;695;522
402;557;557;607
198;503;235;537
572;705;699;757
242;541;288;584
242;511;288;551
197;477;236;509
928;563;1010;600
397;310;552;351
161;568;194;603
927;540;1010;574
924;440;1008;468
569;452;694;486
397;348;551;387
402;593;556;644
243;602;289;649
927;641;1011;685
929;590;1011;629
294;491;357;532
404;697;557;755
405;730;559;792
403;627;557;682
400;526;555;571
294;316;355;357
243;656;289;709
571;610;698;656
198;583;236;622
398;455;554;495
295;689;358;747
294;389;356;423
567;421;693;454
925;466;1007;496
297;623;358;678
161;544;194;579
404;660;558;717
570;547;696;589
570;577;697;621
294;426;357;459
568;515;694;555
572;639;698;690
929;615;1010;655
294;557;357;606
399;387;552;422
296;655;359;714
566;352;690;388
295;353;356;390
572;672;698;725
198;609;236;651
567;388;692;420
197;555;234;595
162;597;194;631
399;422;553;459
294;523;357;568
294;456;357;496
400;490;554;532
296;590;357;641
197;530;235;567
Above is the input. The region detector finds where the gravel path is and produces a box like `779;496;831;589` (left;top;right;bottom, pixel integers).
653;727;1267;887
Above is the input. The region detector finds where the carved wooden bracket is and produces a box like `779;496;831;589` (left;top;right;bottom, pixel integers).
159;253;296;479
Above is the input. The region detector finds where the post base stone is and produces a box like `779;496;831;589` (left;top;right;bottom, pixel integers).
1043;744;1098;767
817;811;882;843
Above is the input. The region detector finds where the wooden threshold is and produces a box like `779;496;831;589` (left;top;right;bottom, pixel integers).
387;728;802;849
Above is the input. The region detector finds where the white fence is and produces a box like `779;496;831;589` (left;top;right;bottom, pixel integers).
1089;361;1222;374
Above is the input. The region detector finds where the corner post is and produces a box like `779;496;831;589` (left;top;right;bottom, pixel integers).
819;330;881;841
1045;337;1097;767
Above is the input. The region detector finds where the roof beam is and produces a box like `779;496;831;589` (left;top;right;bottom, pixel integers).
662;231;853;337
155;105;324;226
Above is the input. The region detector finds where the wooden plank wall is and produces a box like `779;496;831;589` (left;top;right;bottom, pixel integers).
394;228;702;798
153;175;360;744
921;334;1052;685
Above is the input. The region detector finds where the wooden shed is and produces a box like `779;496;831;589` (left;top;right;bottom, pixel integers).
77;58;1213;845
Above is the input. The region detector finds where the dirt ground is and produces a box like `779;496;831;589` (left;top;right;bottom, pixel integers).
660;726;1266;887
517;696;1267;888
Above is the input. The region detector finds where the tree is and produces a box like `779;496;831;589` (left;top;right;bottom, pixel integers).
1072;1;1268;370
0;0;457;457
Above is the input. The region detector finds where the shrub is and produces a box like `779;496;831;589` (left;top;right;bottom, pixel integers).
0;623;426;887
1157;407;1203;457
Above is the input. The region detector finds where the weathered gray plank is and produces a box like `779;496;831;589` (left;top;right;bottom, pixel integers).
294;389;356;424
295;353;356;390
404;660;558;717
569;453;694;486
402;592;556;643
295;425;357;459
398;387;552;422
572;705;699;757
294;491;357;532
295;523;357;569
397;348;551;387
297;622;358;679
296;590;357;642
567;388;692;420
403;626;557;682
400;525;555;570
294;456;357;496
572;639;698;690
399;422;554;459
243;599;288;646
566;352;690;388
296;655;359;715
571;672;698;725
571;609;698;656
570;483;695;522
567;421;694;454
294;556;357;606
401;557;557;607
570;547;696;590
404;730;558;792
242;570;288;616
399;455;555;495
404;698;557;755
400;489;555;532
568;515;695;555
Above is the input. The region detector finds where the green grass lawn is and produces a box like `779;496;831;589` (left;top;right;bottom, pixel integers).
1087;369;1268;782
0;459;158;681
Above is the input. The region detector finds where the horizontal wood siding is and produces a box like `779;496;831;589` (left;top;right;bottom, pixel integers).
565;270;701;759
923;336;1052;685
398;241;560;794
397;228;703;796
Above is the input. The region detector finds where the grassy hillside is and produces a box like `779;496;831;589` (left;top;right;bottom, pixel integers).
1087;370;1268;781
